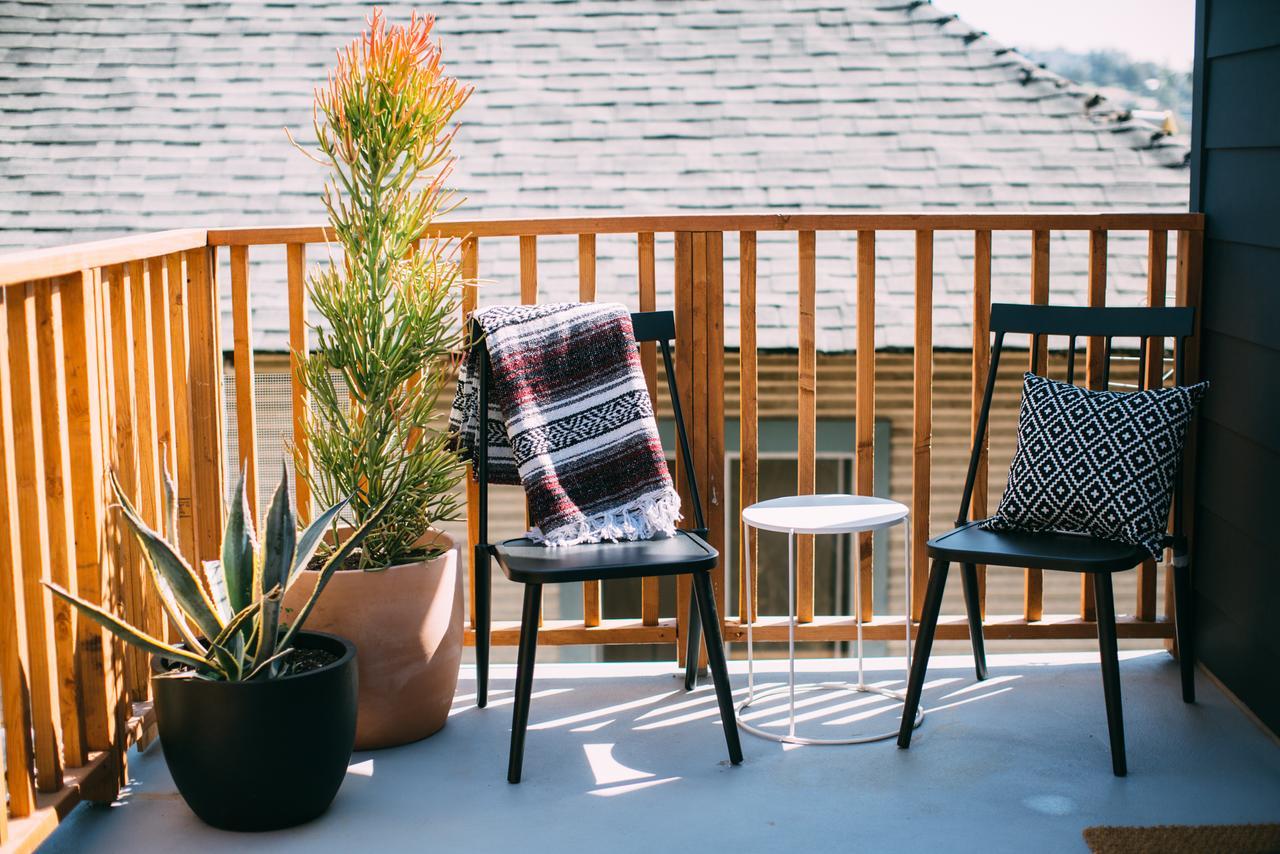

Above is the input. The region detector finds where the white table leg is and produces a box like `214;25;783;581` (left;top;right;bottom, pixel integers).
904;516;912;673
788;528;796;739
745;522;755;703
853;530;864;689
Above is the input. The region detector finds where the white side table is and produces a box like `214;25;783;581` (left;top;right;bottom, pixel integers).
738;494;925;745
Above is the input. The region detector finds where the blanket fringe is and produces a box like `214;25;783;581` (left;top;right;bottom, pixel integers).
537;488;683;547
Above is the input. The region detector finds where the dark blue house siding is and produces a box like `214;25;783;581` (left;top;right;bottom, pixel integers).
1191;0;1280;733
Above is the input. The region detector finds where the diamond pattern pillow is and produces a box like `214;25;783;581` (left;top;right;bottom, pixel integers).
982;372;1208;557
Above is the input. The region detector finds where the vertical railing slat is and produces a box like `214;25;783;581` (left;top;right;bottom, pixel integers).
148;257;177;485
1081;229;1108;621
230;244;259;521
1138;230;1168;622
0;285;37;817
971;230;992;617
461;237;480;629
855;231;876;621
185;247;225;565
706;232;726;619
796;231;817;623
518;235;542;625
35;280;86;767
637;232;660;627
689;232;710;664
1170;228;1204;636
673;232;693;665
1025;230;1050;621
911;231;933;622
128;259;165;644
738;231;758;624
166;253;198;562
5;281;64;792
286;243;311;520
60;270;117;768
105;265;147;700
579;234;601;628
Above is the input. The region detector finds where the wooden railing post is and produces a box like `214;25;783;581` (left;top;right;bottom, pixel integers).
185;246;225;565
1082;229;1109;621
230;244;259;521
59;270;119;779
797;231;817;624
638;232;661;627
971;230;992;617
911;230;934;622
1025;229;1050;622
855;231;876;621
0;285;37;816
738;231;758;625
1138;230;1169;622
35;279;86;767
579;235;601;629
286;243;311;521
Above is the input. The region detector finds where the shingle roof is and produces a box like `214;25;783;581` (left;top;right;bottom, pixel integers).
0;0;1189;351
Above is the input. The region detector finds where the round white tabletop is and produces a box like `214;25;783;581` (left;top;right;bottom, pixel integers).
742;494;908;535
736;493;922;746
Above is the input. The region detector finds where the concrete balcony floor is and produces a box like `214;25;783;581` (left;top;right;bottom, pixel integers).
45;651;1280;853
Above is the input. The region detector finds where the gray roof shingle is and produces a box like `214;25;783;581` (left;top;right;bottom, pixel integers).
0;0;1190;351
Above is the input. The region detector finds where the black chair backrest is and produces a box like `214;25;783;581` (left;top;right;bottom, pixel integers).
960;303;1197;540
471;309;705;550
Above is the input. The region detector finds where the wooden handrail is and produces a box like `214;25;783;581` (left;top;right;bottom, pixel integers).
206;212;1204;245
0;229;207;287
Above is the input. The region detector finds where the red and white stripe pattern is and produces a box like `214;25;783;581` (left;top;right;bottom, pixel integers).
451;302;681;546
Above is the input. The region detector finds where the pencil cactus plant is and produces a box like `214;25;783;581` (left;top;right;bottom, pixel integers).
290;9;472;569
45;464;391;682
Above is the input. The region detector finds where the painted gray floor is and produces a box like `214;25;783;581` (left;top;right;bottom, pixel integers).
44;651;1280;853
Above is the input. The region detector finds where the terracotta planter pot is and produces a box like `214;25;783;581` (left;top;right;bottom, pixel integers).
283;530;462;750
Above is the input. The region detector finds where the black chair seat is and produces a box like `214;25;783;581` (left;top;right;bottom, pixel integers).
494;530;717;584
928;521;1149;574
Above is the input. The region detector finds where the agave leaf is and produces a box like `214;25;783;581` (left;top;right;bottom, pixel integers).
260;463;295;598
203;560;233;623
160;464;179;545
289;495;351;585
278;494;396;652
221;465;257;615
44;582;215;676
108;471;225;643
249;585;283;676
142;550;207;657
245;645;294;681
210;598;263;652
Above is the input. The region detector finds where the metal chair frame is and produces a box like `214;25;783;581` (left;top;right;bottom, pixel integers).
896;303;1199;777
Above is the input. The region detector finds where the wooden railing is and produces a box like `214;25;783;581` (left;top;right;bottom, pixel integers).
0;211;1203;849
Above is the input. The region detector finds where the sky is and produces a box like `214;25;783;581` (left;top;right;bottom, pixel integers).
937;0;1196;69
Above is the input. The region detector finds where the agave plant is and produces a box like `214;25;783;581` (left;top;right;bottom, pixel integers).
46;463;391;682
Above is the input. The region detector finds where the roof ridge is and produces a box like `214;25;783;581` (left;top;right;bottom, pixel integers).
894;0;1190;168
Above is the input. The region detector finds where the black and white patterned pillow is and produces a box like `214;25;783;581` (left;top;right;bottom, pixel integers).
982;372;1208;557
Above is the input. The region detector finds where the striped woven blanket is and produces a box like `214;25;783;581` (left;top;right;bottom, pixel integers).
450;302;682;547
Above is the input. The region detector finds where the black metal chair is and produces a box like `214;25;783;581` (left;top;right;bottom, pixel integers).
469;309;743;783
896;303;1198;776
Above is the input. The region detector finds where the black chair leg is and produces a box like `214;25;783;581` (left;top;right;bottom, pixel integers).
474;544;491;708
508;582;542;784
1173;551;1196;703
960;562;988;681
898;558;949;749
1093;573;1127;777
692;569;743;765
683;585;703;690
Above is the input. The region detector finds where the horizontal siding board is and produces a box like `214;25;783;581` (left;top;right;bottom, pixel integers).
1192;506;1280;659
1194;424;1280;545
1198;331;1280;452
1206;0;1280;58
1203;46;1280;149
1195;594;1280;732
1202;148;1280;249
1201;239;1280;349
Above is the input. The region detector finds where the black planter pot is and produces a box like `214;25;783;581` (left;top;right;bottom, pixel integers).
150;631;358;832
